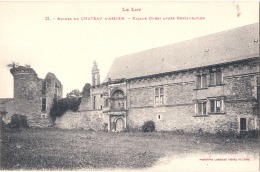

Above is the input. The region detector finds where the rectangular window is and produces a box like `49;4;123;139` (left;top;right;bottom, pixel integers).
93;96;96;109
240;118;247;131
209;69;222;86
198;102;207;115
209;72;215;85
216;71;222;85
216;100;221;112
202;75;207;88
197;98;225;116
210;99;223;113
42;82;47;95
155;87;164;106
197;75;201;88
210;100;215;112
42;97;46;112
196;75;207;89
155;88;159;96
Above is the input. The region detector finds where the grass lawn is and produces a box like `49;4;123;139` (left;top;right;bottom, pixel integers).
0;128;258;170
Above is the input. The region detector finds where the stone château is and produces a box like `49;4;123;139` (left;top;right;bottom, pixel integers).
1;23;259;134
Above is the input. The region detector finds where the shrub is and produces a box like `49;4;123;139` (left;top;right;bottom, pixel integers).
142;120;155;132
50;97;81;118
197;128;203;136
173;129;185;135
247;130;259;138
1;118;6;134
7;114;29;129
215;129;236;138
239;130;259;139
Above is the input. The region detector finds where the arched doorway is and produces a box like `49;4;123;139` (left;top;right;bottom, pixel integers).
114;117;124;132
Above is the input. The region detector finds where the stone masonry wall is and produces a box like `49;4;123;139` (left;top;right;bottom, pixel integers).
9;67;63;128
126;59;259;133
90;86;106;111
224;75;255;101
57;59;258;133
129;87;154;108
12;74;45;127
166;82;194;105
127;106;193;131
13;73;40;99
55;110;104;130
78;96;90;111
128;104;256;133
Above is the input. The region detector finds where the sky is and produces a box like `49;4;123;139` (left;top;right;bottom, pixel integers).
0;1;259;98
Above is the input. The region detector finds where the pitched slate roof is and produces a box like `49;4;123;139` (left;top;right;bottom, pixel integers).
104;23;259;82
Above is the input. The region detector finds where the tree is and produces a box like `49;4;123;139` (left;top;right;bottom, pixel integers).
66;89;82;98
82;83;91;97
7;62;31;69
24;64;31;68
49;97;81;118
7;62;19;69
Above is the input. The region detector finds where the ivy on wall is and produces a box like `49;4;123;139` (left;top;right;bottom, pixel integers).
50;97;81;118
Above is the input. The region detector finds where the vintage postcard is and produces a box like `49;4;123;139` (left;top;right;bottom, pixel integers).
0;1;259;171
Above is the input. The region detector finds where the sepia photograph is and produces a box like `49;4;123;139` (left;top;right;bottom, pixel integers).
0;1;259;171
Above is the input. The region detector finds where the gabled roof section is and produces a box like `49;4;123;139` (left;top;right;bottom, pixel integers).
104;23;259;82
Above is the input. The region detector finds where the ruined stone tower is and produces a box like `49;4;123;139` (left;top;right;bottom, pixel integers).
92;60;100;86
10;66;41;100
8;65;63;127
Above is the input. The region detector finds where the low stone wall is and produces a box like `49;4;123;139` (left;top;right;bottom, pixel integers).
55;102;258;133
55;110;104;131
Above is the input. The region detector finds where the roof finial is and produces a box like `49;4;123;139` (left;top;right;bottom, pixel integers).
93;60;97;67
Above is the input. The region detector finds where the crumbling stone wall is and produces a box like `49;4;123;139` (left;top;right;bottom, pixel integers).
7;66;63;127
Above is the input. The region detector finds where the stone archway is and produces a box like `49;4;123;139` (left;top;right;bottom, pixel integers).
110;89;125;111
114;117;124;132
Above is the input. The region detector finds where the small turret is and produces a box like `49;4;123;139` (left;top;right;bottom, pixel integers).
91;60;100;86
